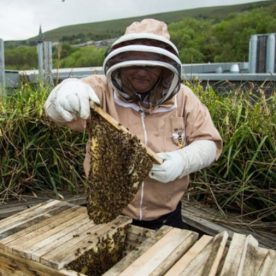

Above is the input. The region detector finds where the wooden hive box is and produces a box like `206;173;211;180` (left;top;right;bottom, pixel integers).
107;230;276;276
1;200;276;276
0;200;132;275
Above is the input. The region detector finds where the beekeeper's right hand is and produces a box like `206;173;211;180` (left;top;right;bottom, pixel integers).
44;78;100;122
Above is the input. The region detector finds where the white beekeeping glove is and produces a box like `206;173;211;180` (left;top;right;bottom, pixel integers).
44;78;100;122
149;140;217;183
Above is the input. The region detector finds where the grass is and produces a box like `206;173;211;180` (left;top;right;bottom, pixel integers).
0;84;87;201
0;81;275;224
187;81;276;222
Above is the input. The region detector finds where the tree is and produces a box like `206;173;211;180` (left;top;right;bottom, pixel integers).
169;18;214;63
212;7;276;62
5;46;37;70
60;46;106;67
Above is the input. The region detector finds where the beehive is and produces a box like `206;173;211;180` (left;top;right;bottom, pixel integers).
1;200;276;276
86;105;155;224
0;200;132;276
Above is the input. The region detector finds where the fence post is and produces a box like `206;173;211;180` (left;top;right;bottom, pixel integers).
0;39;6;97
43;41;53;85
266;34;275;73
37;43;44;82
249;35;257;73
37;41;53;85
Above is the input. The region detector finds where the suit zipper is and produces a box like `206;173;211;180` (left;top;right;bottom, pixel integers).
139;109;147;220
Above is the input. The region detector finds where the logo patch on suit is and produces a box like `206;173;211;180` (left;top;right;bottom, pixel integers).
171;129;185;148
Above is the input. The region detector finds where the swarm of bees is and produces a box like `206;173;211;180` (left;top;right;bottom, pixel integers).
86;108;153;224
67;224;129;276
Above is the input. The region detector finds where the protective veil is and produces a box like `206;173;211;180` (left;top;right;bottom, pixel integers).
103;19;182;111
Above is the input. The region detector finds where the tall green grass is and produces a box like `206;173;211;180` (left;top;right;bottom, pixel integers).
0;82;275;222
187;82;276;221
0;84;87;201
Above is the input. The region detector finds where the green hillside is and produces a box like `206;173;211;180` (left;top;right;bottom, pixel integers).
29;0;273;42
5;0;275;69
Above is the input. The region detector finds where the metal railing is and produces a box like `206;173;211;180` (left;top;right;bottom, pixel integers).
1;34;276;91
0;39;6;96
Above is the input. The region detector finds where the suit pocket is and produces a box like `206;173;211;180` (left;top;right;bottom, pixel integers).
163;117;186;151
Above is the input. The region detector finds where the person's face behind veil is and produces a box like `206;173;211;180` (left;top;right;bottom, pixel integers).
120;65;162;94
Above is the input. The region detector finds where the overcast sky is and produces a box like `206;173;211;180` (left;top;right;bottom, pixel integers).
0;0;266;40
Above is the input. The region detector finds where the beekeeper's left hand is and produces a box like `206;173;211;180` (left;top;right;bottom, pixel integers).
149;140;217;183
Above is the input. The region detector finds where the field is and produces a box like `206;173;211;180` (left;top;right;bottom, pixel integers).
0;82;275;226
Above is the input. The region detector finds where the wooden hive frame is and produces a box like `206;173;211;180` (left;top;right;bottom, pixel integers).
86;103;161;224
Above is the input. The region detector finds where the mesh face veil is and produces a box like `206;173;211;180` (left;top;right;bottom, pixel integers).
103;33;182;111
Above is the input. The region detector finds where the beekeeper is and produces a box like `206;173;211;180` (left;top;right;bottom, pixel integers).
45;18;222;229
